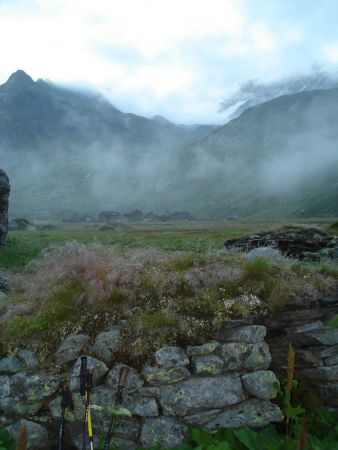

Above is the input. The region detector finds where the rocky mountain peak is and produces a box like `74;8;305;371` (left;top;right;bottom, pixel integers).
6;70;34;86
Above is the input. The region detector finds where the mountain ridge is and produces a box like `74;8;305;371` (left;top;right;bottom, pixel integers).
0;70;216;151
1;70;337;218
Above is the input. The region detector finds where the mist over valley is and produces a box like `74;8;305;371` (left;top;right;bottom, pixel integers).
1;69;337;220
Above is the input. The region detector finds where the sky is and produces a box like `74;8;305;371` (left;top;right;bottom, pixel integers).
1;0;338;124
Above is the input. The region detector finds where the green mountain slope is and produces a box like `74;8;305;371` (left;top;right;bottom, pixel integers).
173;88;338;218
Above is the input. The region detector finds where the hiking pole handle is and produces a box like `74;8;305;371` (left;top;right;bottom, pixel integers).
58;381;73;450
80;355;88;396
103;367;130;450
118;366;130;388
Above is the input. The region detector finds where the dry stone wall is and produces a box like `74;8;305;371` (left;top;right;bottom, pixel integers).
1;300;338;450
0;325;283;450
262;297;338;410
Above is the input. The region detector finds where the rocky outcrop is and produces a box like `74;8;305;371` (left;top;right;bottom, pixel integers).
0;325;283;449
0;169;10;245
224;225;338;260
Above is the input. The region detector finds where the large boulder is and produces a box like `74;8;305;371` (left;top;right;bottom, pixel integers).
0;169;10;245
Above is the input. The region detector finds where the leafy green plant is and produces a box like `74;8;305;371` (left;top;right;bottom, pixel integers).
0;428;15;450
328;315;338;328
275;344;305;438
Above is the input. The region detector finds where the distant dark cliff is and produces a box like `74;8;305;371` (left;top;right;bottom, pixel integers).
0;169;10;245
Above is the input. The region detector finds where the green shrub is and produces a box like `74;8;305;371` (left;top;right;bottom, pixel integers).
0;427;16;450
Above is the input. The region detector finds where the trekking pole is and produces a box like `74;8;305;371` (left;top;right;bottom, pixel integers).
86;368;94;450
80;355;89;450
103;366;130;450
80;355;88;396
57;380;74;450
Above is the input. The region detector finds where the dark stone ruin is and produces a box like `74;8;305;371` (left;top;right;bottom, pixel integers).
0;169;10;245
224;224;338;260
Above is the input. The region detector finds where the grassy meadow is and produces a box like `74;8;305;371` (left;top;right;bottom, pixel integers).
1;218;335;269
0;218;337;367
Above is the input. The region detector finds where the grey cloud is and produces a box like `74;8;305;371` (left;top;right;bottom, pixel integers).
220;68;338;119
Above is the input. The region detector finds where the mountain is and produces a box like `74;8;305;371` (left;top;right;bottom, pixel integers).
1;70;337;219
0;70;216;218
0;70;215;151
173;88;338;218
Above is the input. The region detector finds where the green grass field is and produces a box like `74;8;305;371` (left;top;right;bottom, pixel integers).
1;218;335;269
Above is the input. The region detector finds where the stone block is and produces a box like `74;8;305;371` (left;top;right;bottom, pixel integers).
160;375;244;416
317;383;338;407
107;364;143;393
242;371;279;400
89;385;158;418
0;356;24;374
325;355;338;365
0;375;10;398
11;371;60;402
155;346;189;368
205;399;283;431
55;334;90;364
191;355;224;375
286;321;322;334
6;420;48;450
141;417;187;448
0;397;42;415
92;327;121;361
184;409;222;426
69;356;108;390
224;325;267;343
298;327;338;346
142;365;190;386
220;342;271;371
49;392;84;422
302;365;338;381
114;418;141;441
317;345;338;358
187;341;220;357
16;350;38;369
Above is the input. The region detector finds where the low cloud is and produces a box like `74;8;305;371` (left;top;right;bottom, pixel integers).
219;68;338;119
